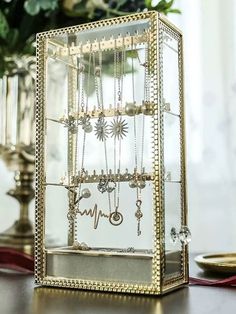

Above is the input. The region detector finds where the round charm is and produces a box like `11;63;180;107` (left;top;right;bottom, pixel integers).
138;180;146;189
125;102;137;116
109;211;123;226
129;180;136;188
81;188;91;199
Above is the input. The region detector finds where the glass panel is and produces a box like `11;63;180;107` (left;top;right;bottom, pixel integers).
43;19;154;285
161;28;183;281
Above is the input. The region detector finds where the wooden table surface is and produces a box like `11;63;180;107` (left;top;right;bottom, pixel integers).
0;255;235;314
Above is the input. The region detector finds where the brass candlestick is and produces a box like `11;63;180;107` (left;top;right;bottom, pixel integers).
0;57;35;256
0;145;35;255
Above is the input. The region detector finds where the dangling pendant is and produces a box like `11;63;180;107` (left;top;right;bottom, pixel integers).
97;178;107;193
138;180;146;189
106;179;116;193
109;206;123;226
135;200;143;236
109;117;128;140
97;178;116;193
94;115;109;141
129;179;136;188
79;114;93;133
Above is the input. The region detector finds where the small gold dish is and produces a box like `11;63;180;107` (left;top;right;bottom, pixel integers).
195;253;236;274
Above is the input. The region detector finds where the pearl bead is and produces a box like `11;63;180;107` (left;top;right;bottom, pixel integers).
81;188;91;199
125;102;137;116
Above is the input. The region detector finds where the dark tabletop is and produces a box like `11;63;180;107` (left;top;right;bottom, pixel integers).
0;255;235;314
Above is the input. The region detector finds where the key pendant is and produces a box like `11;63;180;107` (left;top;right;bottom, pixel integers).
137;220;141;236
135;200;143;236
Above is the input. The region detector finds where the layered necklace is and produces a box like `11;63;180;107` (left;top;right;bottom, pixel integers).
129;43;149;236
109;48;128;226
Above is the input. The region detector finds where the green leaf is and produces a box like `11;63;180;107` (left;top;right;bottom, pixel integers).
116;0;128;10
0;9;9;39
155;0;174;11
145;0;153;9
6;28;19;48
39;0;58;11
167;8;181;14
24;0;40;16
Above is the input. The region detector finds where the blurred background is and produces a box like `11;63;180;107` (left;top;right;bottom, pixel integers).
0;0;235;253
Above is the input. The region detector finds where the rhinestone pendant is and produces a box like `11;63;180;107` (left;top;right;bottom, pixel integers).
94;116;109;141
106;179;116;193
109;117;128;140
179;226;191;245
97;178;107;193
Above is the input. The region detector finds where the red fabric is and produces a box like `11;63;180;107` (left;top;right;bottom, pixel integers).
0;248;34;274
190;276;236;287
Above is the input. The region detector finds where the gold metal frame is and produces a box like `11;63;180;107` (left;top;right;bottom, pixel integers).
35;11;188;295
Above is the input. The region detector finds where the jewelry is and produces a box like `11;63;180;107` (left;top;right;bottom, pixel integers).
59;113;78;134
109;116;128;139
130;42;150;236
97;177;116;193
93;51;112;217
125;102;137;116
68;51;94;248
94;114;109;141
109;206;123;226
73;241;90;251
78;114;93;133
108;48;126;227
135;200;143;236
76;203;109;229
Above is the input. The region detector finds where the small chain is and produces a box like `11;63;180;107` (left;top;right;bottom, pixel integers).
131;49;139;200
140;43;149;171
73;51;92;245
94;51;112;214
113;47;125;211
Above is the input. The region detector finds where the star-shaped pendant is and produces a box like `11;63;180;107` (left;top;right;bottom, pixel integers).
109;117;128;140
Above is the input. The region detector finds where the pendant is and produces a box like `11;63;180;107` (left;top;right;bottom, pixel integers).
135;200;143;236
94;115;109;141
109;207;123;226
97;178;108;193
109;117;128;140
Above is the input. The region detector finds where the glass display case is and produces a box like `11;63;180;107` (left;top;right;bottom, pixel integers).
35;11;190;295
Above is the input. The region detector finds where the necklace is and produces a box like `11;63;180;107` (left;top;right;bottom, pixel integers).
109;48;126;226
130;43;149;236
67;52;94;249
93;50;113;215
